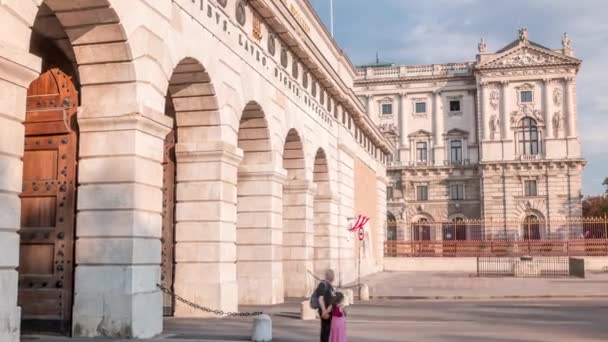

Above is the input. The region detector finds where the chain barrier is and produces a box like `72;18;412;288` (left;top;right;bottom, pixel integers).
156;284;263;317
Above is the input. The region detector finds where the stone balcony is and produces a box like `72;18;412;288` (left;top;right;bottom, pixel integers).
356;62;474;81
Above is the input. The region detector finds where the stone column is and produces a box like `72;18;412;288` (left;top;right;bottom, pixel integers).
543;79;553;138
480;82;489;141
172;141;243;316
432;91;444;165
283;180;316;298
500;81;509;140
74;113;172;338
313;195;339;276
0;48;40;342
375;175;388;268
398;92;407;148
565;77;577;137
366;95;373;116
236;164;286;305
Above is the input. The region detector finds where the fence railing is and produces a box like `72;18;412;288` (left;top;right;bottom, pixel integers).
385;217;608;257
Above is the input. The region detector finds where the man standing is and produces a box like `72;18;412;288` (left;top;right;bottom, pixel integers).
317;269;335;342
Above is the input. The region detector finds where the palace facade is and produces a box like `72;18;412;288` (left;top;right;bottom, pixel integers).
0;0;391;340
355;29;585;241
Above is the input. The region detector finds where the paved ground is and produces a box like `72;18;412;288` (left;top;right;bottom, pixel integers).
23;298;608;342
356;271;608;299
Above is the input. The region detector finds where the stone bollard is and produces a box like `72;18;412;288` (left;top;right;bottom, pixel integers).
300;300;317;320
359;284;370;301
251;314;272;342
343;289;354;307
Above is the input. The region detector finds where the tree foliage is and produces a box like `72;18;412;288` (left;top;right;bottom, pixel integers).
604;177;608;195
583;196;608;217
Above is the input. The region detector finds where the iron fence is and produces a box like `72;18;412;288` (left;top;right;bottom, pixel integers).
385;217;608;257
476;256;571;278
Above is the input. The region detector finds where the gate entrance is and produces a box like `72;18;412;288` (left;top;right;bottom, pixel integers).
18;67;79;334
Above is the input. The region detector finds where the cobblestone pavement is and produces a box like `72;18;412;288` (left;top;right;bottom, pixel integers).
23;298;608;342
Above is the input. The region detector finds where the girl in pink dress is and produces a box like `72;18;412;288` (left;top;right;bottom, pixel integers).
328;292;347;342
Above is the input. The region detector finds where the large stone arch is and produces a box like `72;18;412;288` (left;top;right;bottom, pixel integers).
0;1;170;340
163;57;242;318
235;101;284;305
312;148;339;276
282;128;315;298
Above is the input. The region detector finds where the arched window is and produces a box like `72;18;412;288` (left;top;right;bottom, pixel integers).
387;213;397;241
517;117;540;155
413;218;431;241
522;215;541;240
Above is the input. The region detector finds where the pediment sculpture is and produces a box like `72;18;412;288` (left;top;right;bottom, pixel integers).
510;104;544;126
379;123;399;136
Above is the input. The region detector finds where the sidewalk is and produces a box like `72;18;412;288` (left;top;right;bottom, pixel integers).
355;271;608;299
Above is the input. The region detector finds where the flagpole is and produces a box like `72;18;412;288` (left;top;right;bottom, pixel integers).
330;0;334;38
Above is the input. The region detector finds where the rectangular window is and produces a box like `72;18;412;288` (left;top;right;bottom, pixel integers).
416;142;428;162
417;185;428;201
450;140;462;163
520;90;533;103
524;180;537;196
387;186;394;201
450;184;465;200
449;100;461;112
415;102;426;114
381;103;393;115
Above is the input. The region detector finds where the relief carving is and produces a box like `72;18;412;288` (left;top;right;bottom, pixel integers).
498;49;558;67
553;87;562;106
489;114;500;140
489;90;500;110
553;111;563;133
510;104;544;126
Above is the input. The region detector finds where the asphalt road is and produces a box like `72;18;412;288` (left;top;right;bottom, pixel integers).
25;298;608;342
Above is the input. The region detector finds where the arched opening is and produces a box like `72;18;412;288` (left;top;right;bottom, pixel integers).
164;58;228;317
18;4;81;335
235;101;280;305
282;129;312;298
312;148;334;276
522;215;541;240
413;218;431;241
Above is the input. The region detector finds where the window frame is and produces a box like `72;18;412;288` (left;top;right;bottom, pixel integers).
450;139;463;164
416;141;428;162
520;90;533;103
381;103;393;116
449;99;461;113
449;183;465;201
416;185;429;201
524;179;538;197
415;101;427;114
517;117;540;156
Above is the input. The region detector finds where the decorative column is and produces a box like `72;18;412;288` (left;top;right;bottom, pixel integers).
172;141;243;316
433;90;444;165
283;180;316;298
500;81;509;140
0;49;40;342
237;163;287;305
564;77;577;137
479;82;490;141
398;92;407;148
543;78;553;138
74;113;172;338
313;195;339;276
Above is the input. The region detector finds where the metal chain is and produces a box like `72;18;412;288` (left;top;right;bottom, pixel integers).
156;284;263;317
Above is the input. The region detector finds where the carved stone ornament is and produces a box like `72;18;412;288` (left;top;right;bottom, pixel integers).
379;123;399;137
266;37;276;57
478;37;487;54
553;87;562;106
489;114;500;140
252;15;263;42
510;103;544;126
553;111;563;132
518;27;529;43
235;0;247;26
498;49;558;67
489;89;500;110
562;32;572;50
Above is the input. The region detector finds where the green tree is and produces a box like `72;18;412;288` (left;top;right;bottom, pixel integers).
583;196;608;217
604;177;608;195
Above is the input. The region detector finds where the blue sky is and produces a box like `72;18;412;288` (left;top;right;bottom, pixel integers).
309;0;608;196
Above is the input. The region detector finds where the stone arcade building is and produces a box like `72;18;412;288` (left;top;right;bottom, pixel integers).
356;28;584;241
0;1;391;340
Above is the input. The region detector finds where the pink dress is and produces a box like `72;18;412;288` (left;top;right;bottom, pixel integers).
329;305;347;342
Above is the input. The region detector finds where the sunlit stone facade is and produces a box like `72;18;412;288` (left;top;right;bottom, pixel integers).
0;1;390;339
355;29;584;240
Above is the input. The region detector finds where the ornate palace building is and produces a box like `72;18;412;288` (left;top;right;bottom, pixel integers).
0;1;391;340
355;28;585;241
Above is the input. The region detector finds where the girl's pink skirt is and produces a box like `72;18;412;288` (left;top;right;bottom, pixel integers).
329;315;347;342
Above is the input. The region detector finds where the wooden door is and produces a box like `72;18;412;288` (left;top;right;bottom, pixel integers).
19;68;78;334
161;104;177;316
